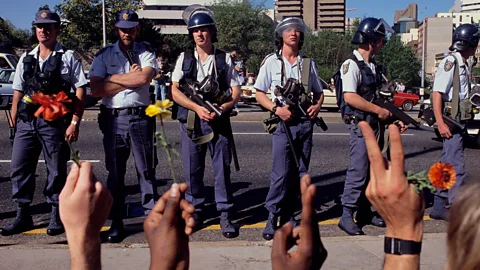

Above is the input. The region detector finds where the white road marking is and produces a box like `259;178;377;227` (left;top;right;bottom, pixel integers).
232;132;414;136
0;160;101;163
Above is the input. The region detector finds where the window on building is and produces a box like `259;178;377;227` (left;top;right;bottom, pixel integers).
460;16;462;22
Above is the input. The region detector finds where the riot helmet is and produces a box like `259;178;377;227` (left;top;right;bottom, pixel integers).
449;24;480;51
352;18;394;46
275;17;309;50
182;5;218;42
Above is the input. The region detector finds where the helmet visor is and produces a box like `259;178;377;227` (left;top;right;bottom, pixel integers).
275;17;308;36
374;19;394;44
182;4;215;25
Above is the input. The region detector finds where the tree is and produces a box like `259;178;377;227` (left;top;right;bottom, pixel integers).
302;31;356;81
209;0;275;74
376;35;422;88
54;0;144;53
0;19;31;50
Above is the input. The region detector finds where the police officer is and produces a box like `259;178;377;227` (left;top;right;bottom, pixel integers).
1;10;87;236
254;17;324;240
89;10;158;243
429;24;480;220
338;18;408;236
171;6;241;238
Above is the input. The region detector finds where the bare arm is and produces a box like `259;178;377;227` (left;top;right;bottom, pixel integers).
220;85;241;112
72;86;86;123
432;92;445;125
11;90;24;127
68;235;102;270
255;90;276;111
344;92;381;114
89;76;126;98
314;92;324;107
109;66;155;88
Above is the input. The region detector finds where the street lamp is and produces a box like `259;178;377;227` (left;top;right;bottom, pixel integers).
102;0;106;47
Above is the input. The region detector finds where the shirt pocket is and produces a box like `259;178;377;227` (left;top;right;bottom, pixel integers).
271;73;282;92
106;64;123;76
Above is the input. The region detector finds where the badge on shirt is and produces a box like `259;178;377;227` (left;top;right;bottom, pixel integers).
343;62;350;75
444;59;454;72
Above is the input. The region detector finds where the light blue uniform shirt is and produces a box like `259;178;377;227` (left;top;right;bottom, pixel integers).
171;47;239;87
13;43;87;92
340;50;376;94
89;41;158;108
254;52;323;101
433;52;470;102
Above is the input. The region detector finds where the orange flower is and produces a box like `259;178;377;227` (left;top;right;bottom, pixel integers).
32;92;71;121
428;162;456;190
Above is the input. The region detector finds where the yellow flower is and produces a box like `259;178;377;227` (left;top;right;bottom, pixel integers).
146;99;173;118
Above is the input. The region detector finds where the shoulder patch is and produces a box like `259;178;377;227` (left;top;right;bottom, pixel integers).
342;62;350;75
444;59;454;72
94;45;113;57
260;53;275;67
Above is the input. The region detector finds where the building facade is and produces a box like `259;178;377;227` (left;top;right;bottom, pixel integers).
137;0;247;34
275;0;345;32
462;0;480;12
394;3;418;24
436;12;480;28
417;17;454;77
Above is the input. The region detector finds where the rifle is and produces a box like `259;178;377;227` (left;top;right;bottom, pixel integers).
264;115;300;168
273;83;329;131
375;80;421;128
420;106;465;131
180;79;223;117
373;98;421;128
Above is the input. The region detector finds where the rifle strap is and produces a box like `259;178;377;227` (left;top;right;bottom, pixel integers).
378;123;389;154
451;54;461;119
301;57;311;92
186;110;214;145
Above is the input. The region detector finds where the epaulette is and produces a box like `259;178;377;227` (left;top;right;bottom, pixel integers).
142;41;154;53
94;45;113;57
260;53;276;67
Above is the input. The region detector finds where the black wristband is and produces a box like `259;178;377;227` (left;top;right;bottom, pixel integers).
384;237;422;255
271;105;277;114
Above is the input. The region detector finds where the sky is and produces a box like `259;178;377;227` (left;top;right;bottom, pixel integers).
0;0;455;30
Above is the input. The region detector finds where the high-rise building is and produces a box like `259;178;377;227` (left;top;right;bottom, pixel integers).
436;12;480;28
275;0;346;32
394;3;418;24
462;0;480;12
417;17;453;77
137;0;248;34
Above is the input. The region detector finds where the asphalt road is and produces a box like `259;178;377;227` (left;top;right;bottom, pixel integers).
0;118;477;246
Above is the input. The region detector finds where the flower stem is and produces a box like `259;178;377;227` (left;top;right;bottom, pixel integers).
66;139;81;168
160;116;177;183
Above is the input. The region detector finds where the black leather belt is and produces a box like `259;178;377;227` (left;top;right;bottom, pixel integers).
100;105;147;117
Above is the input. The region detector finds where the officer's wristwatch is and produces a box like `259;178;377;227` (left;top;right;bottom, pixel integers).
271;105;278;114
384;237;422;255
71;120;79;127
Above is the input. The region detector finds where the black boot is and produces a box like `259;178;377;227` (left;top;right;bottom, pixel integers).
220;212;239;239
356;209;386;228
429;196;449;221
263;213;278;240
0;205;33;236
47;205;65;236
338;207;365;236
193;212;204;232
107;219;124;243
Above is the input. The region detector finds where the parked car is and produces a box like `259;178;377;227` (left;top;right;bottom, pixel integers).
394;92;420;111
0;68;14;96
0;53;19;70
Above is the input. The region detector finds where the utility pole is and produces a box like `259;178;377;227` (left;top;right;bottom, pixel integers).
102;0;107;47
421;18;426;103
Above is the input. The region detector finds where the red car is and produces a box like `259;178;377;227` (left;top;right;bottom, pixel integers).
394;92;420;111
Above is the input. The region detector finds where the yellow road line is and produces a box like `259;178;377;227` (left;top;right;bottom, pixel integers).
21;216;433;235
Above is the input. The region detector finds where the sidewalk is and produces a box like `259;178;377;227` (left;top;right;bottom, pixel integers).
0;233;446;270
